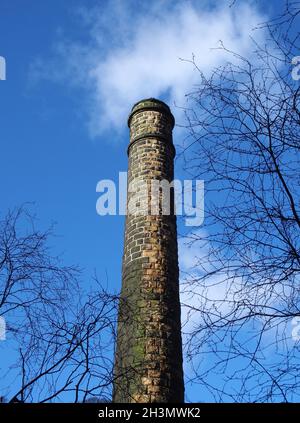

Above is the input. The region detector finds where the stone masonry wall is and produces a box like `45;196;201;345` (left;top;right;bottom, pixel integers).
113;99;184;403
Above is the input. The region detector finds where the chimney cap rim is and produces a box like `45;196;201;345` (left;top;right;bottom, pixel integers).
128;98;175;128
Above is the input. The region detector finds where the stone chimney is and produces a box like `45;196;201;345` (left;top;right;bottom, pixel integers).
113;98;184;403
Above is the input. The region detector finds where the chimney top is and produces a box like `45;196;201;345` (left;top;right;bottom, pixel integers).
128;98;175;128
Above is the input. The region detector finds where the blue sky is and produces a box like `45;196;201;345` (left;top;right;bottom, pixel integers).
0;0;286;402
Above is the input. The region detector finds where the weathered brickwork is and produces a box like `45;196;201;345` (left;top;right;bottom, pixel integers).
113;99;184;403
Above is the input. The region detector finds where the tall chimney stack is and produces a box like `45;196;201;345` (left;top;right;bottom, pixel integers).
113;99;184;403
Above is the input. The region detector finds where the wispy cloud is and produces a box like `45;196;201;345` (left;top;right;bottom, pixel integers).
30;0;267;138
178;229;296;357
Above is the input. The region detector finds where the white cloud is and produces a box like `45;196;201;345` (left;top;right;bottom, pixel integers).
178;229;296;357
178;230;297;390
30;0;267;138
178;230;239;333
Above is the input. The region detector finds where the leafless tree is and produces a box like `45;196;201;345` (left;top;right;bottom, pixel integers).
0;207;117;402
180;1;300;402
